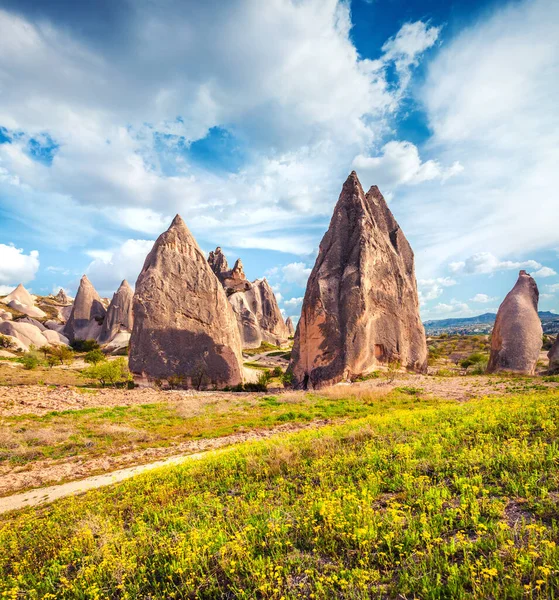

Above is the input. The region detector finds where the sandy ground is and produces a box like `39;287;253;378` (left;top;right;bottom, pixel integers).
0;419;330;513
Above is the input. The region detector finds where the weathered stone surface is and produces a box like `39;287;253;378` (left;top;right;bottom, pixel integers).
45;320;65;333
286;317;295;337
42;329;70;346
54;288;71;304
549;337;559;373
289;172;427;389
104;331;131;354
17;316;46;331
0;309;12;321
208;247;289;348
99;280;134;344
63;275;106;342
0;321;50;351
1;284;47;318
487;270;543;375
129;215;243;388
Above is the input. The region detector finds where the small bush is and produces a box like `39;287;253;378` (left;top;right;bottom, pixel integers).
0;334;15;350
81;357;130;387
21;354;40;370
84;349;105;365
71;339;100;352
272;366;283;378
50;345;75;365
280;370;294;388
395;386;424;396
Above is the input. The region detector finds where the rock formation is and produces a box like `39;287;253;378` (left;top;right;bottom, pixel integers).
208;247;289;348
0;321;63;351
1;284;46;318
54;288;71;304
487;270;543;375
289;171;428;389
549;337;559;373
99;280;134;344
63;275;106;342
286;317;295;337
129;215;243;388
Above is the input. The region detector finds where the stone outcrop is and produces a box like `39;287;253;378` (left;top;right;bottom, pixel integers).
1;284;46;319
99;280;134;344
54;288;71;304
487;270;543;375
289;171;427;389
549;337;559;373
129;215;243;388
0;321;52;351
0;309;12;321
208;247;289;348
63;275;106;342
285;317;295;337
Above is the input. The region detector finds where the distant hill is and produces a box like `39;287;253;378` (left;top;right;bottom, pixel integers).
424;311;559;335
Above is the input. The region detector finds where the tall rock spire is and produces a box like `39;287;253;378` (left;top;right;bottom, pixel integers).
63;275;106;341
99;280;134;343
288;172;427;389
129;215;243;388
487;270;542;375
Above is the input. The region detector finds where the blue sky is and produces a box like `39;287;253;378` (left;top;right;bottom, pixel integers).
0;0;558;322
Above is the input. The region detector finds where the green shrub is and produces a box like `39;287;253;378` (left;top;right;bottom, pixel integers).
272;366;283;378
460;352;488;370
84;349;105;365
81;357;130;387
50;345;75;365
0;334;15;350
71;339;100;352
280;370;294;388
21;353;40;370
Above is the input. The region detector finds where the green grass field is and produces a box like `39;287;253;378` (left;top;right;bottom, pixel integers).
1;390;558;598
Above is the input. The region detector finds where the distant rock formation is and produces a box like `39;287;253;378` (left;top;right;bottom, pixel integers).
129;215;244;388
286;317;295;337
487;270;543;375
289;171;428;389
0;320;67;350
99;280;134;344
549;337;559;373
63;275;106;342
1;284;46;319
208;247;289;348
54;288;71;304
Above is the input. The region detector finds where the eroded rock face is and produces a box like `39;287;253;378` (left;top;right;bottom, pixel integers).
1;284;47;318
99;280;134;344
549;337;559;373
286;317;295;337
487;270;543;375
0;321;50;351
289;171;427;389
54;288;71;304
208;247;289;348
129;215;243;388
63;275;106;342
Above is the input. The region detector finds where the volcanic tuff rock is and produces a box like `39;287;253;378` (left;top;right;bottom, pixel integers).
99;280;134;344
54;288;71;304
63;275;106;342
487;270;543;375
286;317;295;337
129;215;243;388
208;247;289;348
549;337;559;373
289;171;428;389
0;321;52;351
1;284;47;319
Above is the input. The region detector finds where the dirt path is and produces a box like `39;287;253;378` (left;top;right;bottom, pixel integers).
0;452;207;515
0;419;332;510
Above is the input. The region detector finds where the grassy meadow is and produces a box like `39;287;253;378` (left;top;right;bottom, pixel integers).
1;390;558;598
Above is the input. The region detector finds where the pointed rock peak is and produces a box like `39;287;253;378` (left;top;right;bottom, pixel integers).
232;258;244;275
118;279;132;291
2;283;35;307
341;170;365;194
208;246;229;276
170;214;186;229
80;274;93;285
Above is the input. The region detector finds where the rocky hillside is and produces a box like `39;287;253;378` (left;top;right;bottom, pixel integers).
424;311;559;335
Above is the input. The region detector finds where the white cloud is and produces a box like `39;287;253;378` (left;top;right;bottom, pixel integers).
533;266;557;278
546;284;559;294
353;140;463;191
426;299;474;319
0;244;40;285
418;277;457;303
404;0;559;277
449;252;542;275
470;293;497;303
85;239;154;295
282;262;312;287
0;5;440;254
46;266;70;275
284;297;304;310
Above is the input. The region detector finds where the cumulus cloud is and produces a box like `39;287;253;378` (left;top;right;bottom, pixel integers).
353;140;463;192
0;243;40;285
402;0;559;277
85;239;154;295
449;252;543;275
533;266;557;278
546;284;559;294
284;297;304;310
470;293;498;303
427;299;473;319
418;277;457;303
282;262;312;287
0;4;441;253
